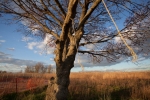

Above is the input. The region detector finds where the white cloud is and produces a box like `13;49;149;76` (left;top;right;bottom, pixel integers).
7;48;15;51
0;51;39;66
0;36;5;45
0;40;6;45
26;34;55;55
21;19;40;35
50;58;54;61
27;42;38;50
0;40;5;43
114;37;121;43
21;17;56;55
74;54;126;68
22;36;33;42
0;63;23;72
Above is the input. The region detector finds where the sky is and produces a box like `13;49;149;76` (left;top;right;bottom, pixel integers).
0;2;150;73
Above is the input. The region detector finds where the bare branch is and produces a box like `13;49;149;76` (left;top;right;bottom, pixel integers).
79;0;91;23
78;0;102;30
40;0;63;27
78;50;115;61
60;0;78;41
54;0;66;17
80;34;117;46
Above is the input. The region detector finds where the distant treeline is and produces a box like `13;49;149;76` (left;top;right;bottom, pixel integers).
0;71;7;73
25;62;53;73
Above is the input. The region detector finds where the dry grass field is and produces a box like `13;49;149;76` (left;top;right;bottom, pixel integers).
0;73;55;95
0;71;150;100
69;71;150;100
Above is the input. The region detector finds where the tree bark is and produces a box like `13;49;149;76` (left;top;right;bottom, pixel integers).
46;60;73;100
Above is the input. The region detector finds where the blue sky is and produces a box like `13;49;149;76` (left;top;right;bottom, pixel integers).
0;11;150;72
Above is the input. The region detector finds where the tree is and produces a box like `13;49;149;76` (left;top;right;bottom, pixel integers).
25;66;30;73
25;65;35;73
25;62;47;73
47;64;52;73
34;62;44;73
0;0;150;100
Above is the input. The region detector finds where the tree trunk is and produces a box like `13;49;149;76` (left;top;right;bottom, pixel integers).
46;61;72;100
46;32;78;100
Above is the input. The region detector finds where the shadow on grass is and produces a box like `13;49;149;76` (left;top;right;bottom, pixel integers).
1;85;47;100
68;85;132;100
110;88;131;100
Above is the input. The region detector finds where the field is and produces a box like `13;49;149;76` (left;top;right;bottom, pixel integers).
69;71;150;100
0;71;150;100
0;73;55;95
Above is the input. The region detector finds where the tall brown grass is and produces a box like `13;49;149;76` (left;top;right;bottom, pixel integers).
69;71;150;100
0;71;150;100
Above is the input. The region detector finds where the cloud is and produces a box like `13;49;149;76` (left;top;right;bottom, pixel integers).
0;63;23;72
21;36;33;42
74;54;126;68
0;40;6;45
21;19;56;55
0;51;39;66
0;40;5;43
26;34;55;55
21;19;40;35
75;33;150;68
114;37;121;43
7;48;15;51
27;42;38;50
0;36;6;45
21;18;150;69
0;51;11;57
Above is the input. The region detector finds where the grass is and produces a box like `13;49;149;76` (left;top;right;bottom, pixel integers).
68;71;150;100
0;71;150;100
1;86;47;100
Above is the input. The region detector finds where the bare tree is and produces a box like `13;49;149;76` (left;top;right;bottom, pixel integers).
25;62;47;73
25;66;30;73
0;0;150;99
34;62;44;73
40;64;47;73
25;65;34;73
47;64;52;73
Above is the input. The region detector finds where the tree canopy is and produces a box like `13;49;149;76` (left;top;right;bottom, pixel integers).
0;0;150;64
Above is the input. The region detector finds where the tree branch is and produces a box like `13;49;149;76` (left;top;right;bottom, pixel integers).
30;15;60;39
78;50;115;60
78;0;102;30
40;0;63;27
79;0;91;23
60;0;78;41
80;34;117;46
9;0;60;40
54;0;66;17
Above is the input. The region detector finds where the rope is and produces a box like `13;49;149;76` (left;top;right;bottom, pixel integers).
72;19;84;71
75;38;84;71
102;0;137;62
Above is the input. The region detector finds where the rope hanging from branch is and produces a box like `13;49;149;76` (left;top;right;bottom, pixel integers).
72;19;84;71
102;0;137;62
